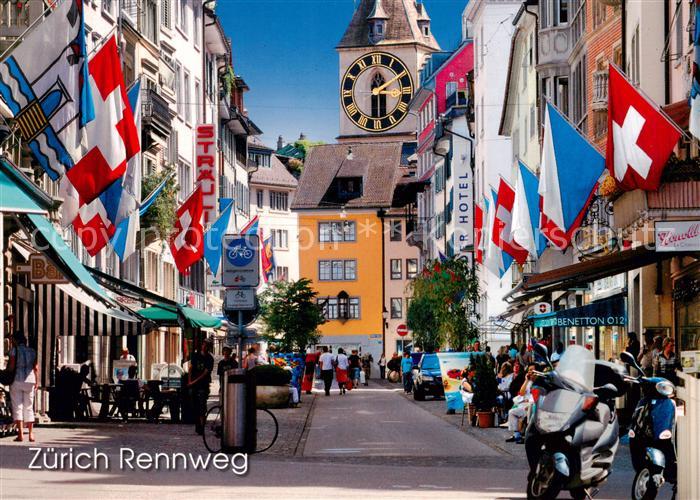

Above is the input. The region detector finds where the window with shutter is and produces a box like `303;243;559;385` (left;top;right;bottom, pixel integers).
161;0;171;29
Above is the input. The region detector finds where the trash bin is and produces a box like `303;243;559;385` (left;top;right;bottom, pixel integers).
222;368;256;453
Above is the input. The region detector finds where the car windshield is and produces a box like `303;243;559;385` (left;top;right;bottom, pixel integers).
421;354;440;371
555;345;595;392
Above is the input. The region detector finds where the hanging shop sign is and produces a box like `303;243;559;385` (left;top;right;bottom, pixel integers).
534;302;552;315
532;296;626;328
14;254;69;284
195;123;218;226
224;288;256;311
655;220;700;252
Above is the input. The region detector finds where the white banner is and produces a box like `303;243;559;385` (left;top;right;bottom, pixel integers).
452;130;473;258
655;220;700;252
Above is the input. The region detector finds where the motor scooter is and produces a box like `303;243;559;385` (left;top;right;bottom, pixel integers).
525;344;629;500
619;351;677;500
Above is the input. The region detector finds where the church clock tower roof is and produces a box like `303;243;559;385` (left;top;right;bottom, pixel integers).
337;0;440;50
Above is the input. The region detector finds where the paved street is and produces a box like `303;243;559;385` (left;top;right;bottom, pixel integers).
0;378;676;499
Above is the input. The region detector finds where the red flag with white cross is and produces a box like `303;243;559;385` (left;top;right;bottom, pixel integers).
170;187;204;274
606;65;681;192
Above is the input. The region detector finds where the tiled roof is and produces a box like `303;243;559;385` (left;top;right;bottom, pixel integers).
338;0;440;49
250;154;298;189
291;142;403;209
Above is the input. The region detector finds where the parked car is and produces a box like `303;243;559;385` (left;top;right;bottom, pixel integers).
413;353;444;401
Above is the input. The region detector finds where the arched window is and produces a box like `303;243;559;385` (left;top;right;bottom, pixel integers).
370;72;387;118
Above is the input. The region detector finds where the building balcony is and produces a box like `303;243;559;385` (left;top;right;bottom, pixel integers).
141;88;174;149
592;70;609;110
407;222;425;249
446;89;468;111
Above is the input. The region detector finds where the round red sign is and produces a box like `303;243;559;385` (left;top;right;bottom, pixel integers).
396;324;408;337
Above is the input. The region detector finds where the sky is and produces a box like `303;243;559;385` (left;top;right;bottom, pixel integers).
218;0;468;147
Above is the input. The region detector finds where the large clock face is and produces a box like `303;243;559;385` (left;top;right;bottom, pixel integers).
341;51;413;133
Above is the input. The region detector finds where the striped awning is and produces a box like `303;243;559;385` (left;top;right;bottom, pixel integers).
35;284;145;387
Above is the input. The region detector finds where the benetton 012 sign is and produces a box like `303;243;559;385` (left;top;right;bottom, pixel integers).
655;220;700;252
222;234;260;287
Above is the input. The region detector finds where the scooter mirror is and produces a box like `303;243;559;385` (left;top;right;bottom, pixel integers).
533;342;549;361
619;351;641;373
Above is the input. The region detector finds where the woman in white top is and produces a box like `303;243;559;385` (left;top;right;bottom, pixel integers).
8;331;38;442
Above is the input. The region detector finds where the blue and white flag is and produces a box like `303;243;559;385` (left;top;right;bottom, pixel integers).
538;103;604;250
690;0;700;139
203;199;235;275
0;0;93;180
511;161;547;259
111;170;169;261
483;187;512;279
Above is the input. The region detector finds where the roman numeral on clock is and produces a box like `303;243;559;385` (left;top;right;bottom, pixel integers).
389;115;397;125
371;54;381;65
373;120;382;130
342;90;352;98
402;86;412;95
357;60;367;70
358;115;368;127
397;102;408;112
346;103;359;116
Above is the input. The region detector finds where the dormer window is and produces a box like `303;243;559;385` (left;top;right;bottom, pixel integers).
418;20;430;37
367;0;389;44
337;177;363;201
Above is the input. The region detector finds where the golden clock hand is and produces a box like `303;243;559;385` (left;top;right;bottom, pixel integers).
372;72;404;95
378;89;402;98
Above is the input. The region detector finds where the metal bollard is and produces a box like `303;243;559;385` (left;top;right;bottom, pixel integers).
222;368;256;453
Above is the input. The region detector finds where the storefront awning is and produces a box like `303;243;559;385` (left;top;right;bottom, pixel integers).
18;213;112;303
89;266;178;308
138;303;222;329
530;296;626;328
517;246;695;300
0;158;53;213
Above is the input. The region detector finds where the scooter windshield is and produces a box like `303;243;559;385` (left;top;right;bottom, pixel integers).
555;345;595;392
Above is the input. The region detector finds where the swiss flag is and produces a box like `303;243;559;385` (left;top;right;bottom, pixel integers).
170;187;204;274
492;178;529;266
606;65;681;191
474;203;484;264
65;35;140;206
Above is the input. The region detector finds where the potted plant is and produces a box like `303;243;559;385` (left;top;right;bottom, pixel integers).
251;364;292;409
472;353;498;428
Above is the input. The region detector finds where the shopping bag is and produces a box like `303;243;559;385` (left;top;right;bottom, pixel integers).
359;370;366;385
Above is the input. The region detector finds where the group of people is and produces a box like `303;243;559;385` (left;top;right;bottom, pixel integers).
626;331;681;384
313;347;374;396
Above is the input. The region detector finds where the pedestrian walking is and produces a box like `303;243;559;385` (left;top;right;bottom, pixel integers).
348;349;361;388
378;353;387;380
401;352;414;394
8;331;38;442
361;352;373;385
387;352;401;382
302;350;320;394
335;348;349;394
188;339;214;435
638;330;656;376
242;347;258;370
319;346;335;396
216;346;238;398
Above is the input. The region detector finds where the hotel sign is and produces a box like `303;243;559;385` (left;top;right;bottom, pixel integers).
655;220;700;252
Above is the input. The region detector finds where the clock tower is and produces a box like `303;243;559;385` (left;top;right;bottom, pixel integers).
337;0;440;143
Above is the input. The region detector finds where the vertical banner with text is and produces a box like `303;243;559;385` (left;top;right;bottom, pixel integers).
195;124;218;226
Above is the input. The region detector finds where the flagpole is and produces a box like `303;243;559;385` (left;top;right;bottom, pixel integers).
608;61;690;141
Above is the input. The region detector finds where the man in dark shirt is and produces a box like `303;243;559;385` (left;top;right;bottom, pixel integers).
188;339;214;435
348;350;361;387
216;346;238;398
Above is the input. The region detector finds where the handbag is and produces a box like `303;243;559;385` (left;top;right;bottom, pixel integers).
0;366;15;386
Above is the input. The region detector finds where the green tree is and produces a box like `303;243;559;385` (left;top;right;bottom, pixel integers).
140;168;177;245
407;258;480;351
259;278;325;352
293;139;324;159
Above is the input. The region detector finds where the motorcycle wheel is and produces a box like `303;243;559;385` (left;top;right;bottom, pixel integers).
632;467;658;500
527;455;563;500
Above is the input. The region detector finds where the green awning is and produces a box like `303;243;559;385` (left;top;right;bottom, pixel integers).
138;303;222;329
23;213;109;302
0;168;44;213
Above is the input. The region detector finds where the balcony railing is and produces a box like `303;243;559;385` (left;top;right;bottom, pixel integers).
142;88;174;146
0;2;29;29
592;70;609;110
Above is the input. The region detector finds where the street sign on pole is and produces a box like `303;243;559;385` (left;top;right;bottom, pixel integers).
222;234;260;287
397;324;409;337
224;288;256;311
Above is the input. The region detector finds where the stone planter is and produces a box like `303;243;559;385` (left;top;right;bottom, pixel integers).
256;385;290;409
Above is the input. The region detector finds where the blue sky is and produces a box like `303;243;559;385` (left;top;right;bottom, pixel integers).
219;0;467;147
